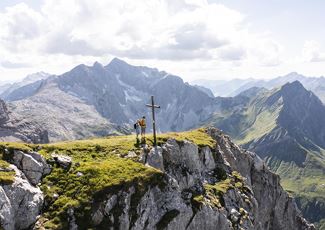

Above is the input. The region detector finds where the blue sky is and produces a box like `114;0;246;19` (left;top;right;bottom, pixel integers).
1;0;325;82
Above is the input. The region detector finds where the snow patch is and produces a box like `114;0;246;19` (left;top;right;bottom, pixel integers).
124;90;142;102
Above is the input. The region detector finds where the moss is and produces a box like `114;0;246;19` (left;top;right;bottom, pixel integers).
200;171;248;209
40;156;164;229
0;159;15;185
0;142;33;152
154;128;216;148
232;171;244;181
193;195;204;203
235;181;243;189
205;179;234;195
0;171;15;185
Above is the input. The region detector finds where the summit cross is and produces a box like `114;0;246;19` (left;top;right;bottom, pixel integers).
146;95;160;146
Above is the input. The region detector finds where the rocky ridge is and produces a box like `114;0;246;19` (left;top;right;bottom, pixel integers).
0;128;314;229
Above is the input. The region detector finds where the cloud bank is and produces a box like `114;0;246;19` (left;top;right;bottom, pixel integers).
0;0;323;81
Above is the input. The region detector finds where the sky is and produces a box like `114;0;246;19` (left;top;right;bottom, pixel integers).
1;0;325;83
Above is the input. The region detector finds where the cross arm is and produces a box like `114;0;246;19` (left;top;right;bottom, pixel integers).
146;104;161;108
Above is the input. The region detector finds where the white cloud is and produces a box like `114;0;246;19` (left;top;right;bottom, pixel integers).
0;0;294;81
302;40;325;62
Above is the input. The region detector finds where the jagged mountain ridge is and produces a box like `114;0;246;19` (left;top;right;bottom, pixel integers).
0;72;51;101
193;72;325;103
6;58;219;142
0;128;314;229
201;81;325;227
55;58;217;128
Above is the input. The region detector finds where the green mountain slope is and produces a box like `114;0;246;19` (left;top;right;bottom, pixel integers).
203;81;325;228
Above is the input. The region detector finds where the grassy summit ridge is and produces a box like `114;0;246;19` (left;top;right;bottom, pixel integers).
0;128;215;229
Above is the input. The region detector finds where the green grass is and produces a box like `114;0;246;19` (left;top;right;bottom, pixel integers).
155;128;216;148
236;104;282;145
194;171;247;209
41;156;163;229
0;159;15;185
33;128;215;160
0;142;33;152
266;151;325;227
0;128;215;229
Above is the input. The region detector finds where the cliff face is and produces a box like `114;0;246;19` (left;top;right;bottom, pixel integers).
89;128;312;230
0;128;314;229
0;99;49;144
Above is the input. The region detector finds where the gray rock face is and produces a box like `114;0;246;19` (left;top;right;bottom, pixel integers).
89;128;314;230
9;79;125;142
145;146;164;171
0;165;43;230
0;99;9;123
0;72;51;101
5;150;51;186
0;99;49;144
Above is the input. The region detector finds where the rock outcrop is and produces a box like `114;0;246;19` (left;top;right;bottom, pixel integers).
5;150;51;186
0;165;43;230
0;150;51;230
0;128;314;229
89;128;314;229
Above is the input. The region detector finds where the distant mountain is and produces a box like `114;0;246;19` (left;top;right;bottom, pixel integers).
192;84;214;97
6;58;219;142
193;72;325;103
202;81;325;227
191;78;254;97
0;72;51;100
0;98;48;143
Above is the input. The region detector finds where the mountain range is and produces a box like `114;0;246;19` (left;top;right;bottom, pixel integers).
201;81;325;227
2;58;219;142
192;72;325;103
1;58;325;228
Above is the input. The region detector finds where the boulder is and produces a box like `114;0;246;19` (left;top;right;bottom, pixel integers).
8;150;51;186
0;165;43;230
51;153;72;169
145;146;164;171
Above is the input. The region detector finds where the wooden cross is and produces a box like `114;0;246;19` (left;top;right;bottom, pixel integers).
146;95;160;146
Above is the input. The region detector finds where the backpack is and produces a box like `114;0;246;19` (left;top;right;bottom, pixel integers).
134;123;137;129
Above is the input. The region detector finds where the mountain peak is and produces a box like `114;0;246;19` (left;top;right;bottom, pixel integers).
280;80;306;94
23;72;51;82
93;61;103;68
108;57;129;66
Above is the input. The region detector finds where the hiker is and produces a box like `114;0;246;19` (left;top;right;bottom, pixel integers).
139;116;146;138
134;119;140;140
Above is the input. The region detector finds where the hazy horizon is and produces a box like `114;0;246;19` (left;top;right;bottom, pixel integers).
1;0;325;82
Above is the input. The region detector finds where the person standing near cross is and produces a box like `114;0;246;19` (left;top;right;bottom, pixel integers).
139;116;146;138
146;95;160;146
